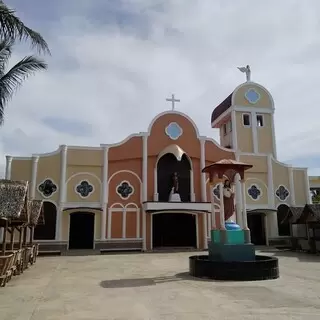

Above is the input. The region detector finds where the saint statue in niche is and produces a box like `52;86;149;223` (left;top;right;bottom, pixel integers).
223;179;235;221
169;172;181;202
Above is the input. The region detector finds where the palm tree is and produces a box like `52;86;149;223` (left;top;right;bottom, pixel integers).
0;40;47;124
0;1;50;54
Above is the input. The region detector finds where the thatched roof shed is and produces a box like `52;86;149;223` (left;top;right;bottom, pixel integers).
0;179;28;219
297;204;320;224
29;199;44;226
287;206;304;224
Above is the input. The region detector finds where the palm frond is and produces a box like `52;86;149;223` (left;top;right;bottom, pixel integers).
0;39;12;76
0;55;47;124
0;2;50;55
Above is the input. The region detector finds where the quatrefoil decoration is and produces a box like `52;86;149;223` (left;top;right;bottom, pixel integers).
38;179;57;198
248;184;262;200
76;180;94;198
275;185;290;201
116;181;134;199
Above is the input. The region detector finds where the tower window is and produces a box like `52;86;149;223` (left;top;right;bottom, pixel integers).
257;114;264;127
242;114;251;126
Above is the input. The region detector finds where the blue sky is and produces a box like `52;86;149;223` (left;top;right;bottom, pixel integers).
1;0;320;175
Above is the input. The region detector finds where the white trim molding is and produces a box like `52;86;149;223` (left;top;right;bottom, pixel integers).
231;110;238;150
267;155;275;208
142;133;148;202
304;169;312;204
59;145;68;204
288;166;296;205
101;146;109;240
142;201;210;212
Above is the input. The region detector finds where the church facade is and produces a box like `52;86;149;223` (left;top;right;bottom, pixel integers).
5;79;311;252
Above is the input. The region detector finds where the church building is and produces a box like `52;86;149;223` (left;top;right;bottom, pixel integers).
5;72;311;252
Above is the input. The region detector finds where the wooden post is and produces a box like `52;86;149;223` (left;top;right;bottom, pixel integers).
10;227;14;250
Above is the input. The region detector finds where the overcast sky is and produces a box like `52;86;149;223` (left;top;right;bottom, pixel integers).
2;0;320;176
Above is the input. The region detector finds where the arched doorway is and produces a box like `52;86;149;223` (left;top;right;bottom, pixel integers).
247;212;266;245
69;212;95;250
152;212;197;248
157;153;191;202
277;204;290;236
34;201;57;240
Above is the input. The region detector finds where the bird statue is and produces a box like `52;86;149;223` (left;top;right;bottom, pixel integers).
237;65;251;82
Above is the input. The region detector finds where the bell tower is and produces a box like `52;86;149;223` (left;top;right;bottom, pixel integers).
211;80;277;158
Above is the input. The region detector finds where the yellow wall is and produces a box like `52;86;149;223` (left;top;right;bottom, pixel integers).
233;84;272;108
257;114;273;154
36;154;61;202
61;208;101;242
293;169;307;205
239;155;267;173
11;159;32;182
67;149;102;166
272;159;290;206
236;112;253;153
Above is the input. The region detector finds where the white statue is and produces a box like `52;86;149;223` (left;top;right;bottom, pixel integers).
237;65;251;82
169;187;181;202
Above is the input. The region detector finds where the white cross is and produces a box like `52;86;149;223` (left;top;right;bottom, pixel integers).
166;94;180;111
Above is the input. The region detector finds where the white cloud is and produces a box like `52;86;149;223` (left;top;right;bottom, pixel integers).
2;0;320;175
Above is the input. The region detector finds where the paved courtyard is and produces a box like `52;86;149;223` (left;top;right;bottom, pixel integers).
1;248;320;320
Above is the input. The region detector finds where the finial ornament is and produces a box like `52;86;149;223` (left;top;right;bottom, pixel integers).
237;65;251;82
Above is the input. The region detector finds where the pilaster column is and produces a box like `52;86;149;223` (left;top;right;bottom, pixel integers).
57;145;68;241
231;110;238;150
304;169;312;204
210;184;216;230
59;145;68;204
101;146;109;240
219;182;225;230
190;170;195;202
142;134;148;202
235;174;243;227
107;208;112;239
288;166;295;205
241;179;248;230
30;156;39;199
122;208;126;239
251;111;258;154
142;134;148;251
153;168;158;201
5;156;12;179
200;138;207;202
267;155;275;208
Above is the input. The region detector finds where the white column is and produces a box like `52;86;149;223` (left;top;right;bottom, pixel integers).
142;134;148;201
136;209;140;238
231;110;238;150
30;156;39;199
57;145;68;241
271;112;278;159
235;174;243;227
251;111;258;153
55;205;61;241
241;180;249;230
107;208;112;239
210;184;216;229
190;170;195;202
267;155;275;208
5;156;12;179
122;208;126;238
101;146;109;240
202;212;208;249
288;166;295;206
153;168;158;201
267;211;279;238
304;169;312;204
200;138;207;202
219;182;225;230
142;134;148;251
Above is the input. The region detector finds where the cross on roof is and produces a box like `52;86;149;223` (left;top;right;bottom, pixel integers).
166;94;180;111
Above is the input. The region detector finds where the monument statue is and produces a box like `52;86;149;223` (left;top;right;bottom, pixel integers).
237;65;251;82
223;179;235;221
169;172;181;202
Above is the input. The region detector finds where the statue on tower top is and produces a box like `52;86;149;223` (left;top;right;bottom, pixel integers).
237;65;251;82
